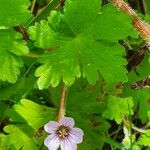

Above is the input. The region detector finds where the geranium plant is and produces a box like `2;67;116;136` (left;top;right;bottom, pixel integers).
0;0;150;149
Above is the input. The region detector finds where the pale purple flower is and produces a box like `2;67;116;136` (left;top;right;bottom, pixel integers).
44;117;84;150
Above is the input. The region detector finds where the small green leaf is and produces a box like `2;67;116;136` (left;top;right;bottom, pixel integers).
102;96;134;124
14;99;57;129
0;29;29;83
124;88;150;123
138;130;150;147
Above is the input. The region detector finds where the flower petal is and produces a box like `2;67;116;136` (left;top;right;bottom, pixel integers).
60;139;77;150
69;128;84;144
59;117;75;128
44;121;59;133
44;134;60;150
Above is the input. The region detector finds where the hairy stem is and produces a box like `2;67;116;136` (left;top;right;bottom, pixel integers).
112;0;150;41
58;85;67;122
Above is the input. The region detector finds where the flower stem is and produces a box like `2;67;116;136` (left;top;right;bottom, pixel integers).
58;85;67;122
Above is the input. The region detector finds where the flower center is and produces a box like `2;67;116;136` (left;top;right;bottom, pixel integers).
56;125;70;139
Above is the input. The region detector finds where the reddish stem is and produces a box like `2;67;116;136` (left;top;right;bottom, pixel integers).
112;0;150;41
57;85;67;122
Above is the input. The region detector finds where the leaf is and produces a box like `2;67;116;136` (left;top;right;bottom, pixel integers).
0;134;10;150
26;0;60;27
124;55;150;122
138;130;150;147
28;0;137;89
67;87;105;114
0;29;29;83
0;0;32;26
1;124;39;150
14;99;57;129
88;4;138;42
0;75;36;101
50;83;105;114
124;88;150;123
102;96;134;124
2;99;58;149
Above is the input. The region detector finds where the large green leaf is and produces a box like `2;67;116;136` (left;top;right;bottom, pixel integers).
14;99;57;129
102;96;134;124
28;0;137;89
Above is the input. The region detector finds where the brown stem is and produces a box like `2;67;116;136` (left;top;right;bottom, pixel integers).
112;0;150;42
133;17;150;41
57;85;67;122
15;26;29;40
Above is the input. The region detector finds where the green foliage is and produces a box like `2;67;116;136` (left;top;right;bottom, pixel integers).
0;102;8;119
124;88;150;122
1;125;39;150
50;83;105;114
138;130;150;147
124;55;150;122
49;83;113;149
137;112;150;147
0;0;32;26
144;0;150;14
67;111;111;150
28;1;137;89
0;99;56;149
0;29;29;83
102;96;134;124
14;99;56;129
0;0;150;149
0;75;36;101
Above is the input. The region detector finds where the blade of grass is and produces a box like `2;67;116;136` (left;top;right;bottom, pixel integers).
26;0;60;28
